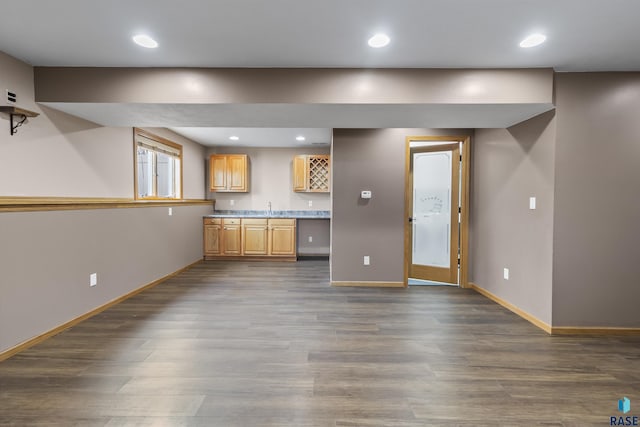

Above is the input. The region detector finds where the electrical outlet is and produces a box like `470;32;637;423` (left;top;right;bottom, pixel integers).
364;256;370;266
308;200;313;207
90;273;98;287
503;268;509;280
308;236;313;243
230;200;235;206
168;207;173;216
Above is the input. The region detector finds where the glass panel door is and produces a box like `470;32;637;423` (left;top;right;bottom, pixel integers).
409;143;460;284
412;151;452;269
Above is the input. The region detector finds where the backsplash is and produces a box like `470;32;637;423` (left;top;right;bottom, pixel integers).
210;193;331;211
208;210;331;218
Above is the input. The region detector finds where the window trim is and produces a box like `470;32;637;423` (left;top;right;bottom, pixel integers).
133;128;184;200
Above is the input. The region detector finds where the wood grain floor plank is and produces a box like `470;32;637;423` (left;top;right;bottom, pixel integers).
1;260;639;426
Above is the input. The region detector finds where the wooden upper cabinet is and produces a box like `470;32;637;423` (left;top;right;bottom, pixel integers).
210;156;228;191
293;155;330;193
209;154;248;192
293;155;307;192
228;155;248;191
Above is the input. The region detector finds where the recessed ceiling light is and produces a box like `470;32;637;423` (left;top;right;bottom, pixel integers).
368;33;390;48
519;33;546;48
132;34;158;49
296;136;306;141
229;136;239;141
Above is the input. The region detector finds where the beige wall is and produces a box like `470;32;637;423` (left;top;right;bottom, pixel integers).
0;52;132;197
0;204;212;353
472;111;556;325
35;68;554;104
0;51;212;354
208;146;331;211
0;52;206;199
331;128;472;283
552;73;640;327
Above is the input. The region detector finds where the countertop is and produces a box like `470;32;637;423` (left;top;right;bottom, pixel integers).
204;210;331;219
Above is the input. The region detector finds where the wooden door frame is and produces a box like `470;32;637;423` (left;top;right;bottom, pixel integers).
404;135;471;288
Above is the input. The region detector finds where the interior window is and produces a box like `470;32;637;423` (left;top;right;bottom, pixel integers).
134;129;182;199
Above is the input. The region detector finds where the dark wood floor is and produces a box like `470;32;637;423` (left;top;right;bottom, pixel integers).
1;260;639;426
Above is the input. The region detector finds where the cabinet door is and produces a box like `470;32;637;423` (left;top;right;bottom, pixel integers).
209;155;228;191
269;219;296;256
222;219;242;255
242;219;268;255
228;155;248;192
293;155;307;192
204;224;221;255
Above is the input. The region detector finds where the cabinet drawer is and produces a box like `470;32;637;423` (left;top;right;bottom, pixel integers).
268;218;296;226
242;218;268;225
204;218;222;225
223;218;241;225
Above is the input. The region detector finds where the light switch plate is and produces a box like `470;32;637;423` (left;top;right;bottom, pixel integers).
168;207;173;216
503;268;509;280
529;197;536;210
90;273;98;287
364;256;370;265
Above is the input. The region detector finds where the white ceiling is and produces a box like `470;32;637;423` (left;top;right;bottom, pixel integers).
1;0;639;70
168;127;331;148
4;0;639;146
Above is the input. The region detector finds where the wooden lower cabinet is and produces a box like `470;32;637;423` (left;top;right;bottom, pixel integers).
242;219;268;255
203;218;221;256
204;217;296;260
269;219;296;256
221;219;242;255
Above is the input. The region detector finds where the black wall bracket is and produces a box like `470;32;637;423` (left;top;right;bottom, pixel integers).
0;106;39;135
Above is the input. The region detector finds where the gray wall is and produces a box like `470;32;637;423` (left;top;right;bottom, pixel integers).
472;111;556;325
0;51;212;354
0;204;212;353
297;219;331;256
552;73;640;327
331;128;472;283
